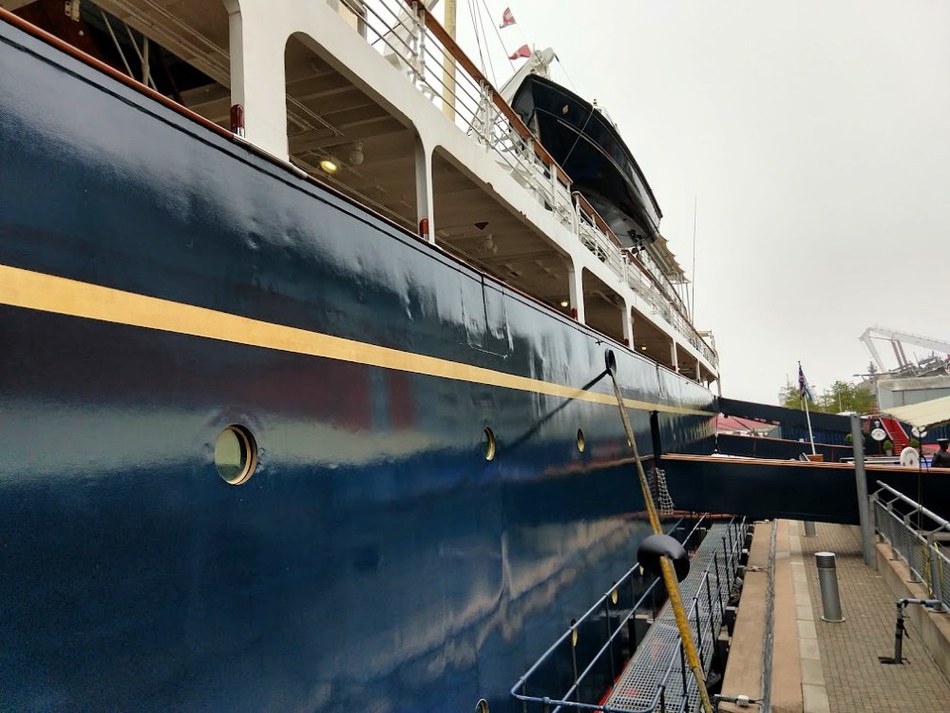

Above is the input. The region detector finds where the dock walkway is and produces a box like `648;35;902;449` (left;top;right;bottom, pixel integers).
722;521;949;713
797;522;949;713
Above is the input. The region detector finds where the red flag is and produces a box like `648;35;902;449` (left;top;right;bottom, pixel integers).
499;8;516;28
508;44;531;60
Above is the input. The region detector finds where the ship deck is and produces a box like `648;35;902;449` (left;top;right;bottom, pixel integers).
720;520;950;713
0;0;718;381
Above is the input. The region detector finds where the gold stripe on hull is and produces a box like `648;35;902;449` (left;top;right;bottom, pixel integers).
0;264;711;416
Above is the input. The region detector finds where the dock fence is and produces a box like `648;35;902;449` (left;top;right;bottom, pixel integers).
871;480;949;611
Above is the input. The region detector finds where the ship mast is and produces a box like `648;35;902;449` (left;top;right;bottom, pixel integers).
441;0;456;121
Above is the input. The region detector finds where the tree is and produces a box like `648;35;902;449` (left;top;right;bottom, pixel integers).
817;380;876;414
778;379;877;414
779;384;801;410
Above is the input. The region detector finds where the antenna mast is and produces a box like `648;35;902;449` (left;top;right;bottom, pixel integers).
690;196;697;321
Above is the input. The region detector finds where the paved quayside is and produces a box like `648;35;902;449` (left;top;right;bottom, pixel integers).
720;521;950;713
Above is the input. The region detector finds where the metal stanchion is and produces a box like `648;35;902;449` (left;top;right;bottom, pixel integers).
879;598;942;664
815;551;845;622
851;414;875;567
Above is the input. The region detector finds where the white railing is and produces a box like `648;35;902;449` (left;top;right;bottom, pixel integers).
339;0;718;369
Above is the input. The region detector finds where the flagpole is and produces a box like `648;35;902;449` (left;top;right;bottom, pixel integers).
802;393;817;455
798;361;817;456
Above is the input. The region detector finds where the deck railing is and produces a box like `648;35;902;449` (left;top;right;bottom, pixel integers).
509;517;746;713
339;0;717;369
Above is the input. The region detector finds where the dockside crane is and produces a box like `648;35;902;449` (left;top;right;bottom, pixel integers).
859;326;950;375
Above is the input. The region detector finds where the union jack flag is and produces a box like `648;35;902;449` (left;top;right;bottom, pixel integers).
798;363;814;402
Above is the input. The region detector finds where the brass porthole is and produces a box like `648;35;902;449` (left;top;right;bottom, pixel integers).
483;427;496;461
475;700;490;713
214;425;258;485
576;428;586;453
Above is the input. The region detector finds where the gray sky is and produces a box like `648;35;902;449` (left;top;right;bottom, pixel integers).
459;1;950;404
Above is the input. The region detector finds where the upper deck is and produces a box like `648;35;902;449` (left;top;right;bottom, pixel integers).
1;0;718;384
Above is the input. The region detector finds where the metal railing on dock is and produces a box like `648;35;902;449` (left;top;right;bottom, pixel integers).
510;517;747;713
871;481;949;611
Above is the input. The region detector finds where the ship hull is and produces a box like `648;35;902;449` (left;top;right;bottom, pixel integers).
0;21;714;711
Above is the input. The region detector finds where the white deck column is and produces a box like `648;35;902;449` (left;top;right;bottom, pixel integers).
225;0;289;159
568;265;585;323
622;303;634;348
415;136;435;243
670;340;680;373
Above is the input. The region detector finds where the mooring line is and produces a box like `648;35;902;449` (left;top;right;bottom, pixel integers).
607;357;714;713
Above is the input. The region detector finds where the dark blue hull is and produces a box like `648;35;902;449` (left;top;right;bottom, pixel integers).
0;19;715;711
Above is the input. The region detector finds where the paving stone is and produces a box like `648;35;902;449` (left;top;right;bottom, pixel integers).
801;657;825;685
800;637;821;660
797;619;818;640
802;682;831;713
798;522;950;712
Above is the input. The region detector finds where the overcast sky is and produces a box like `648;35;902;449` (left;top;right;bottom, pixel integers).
456;1;950;404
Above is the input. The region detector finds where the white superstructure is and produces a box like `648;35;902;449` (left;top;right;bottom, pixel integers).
16;0;718;384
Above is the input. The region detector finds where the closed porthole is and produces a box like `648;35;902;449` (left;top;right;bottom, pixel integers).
215;425;258;485
483;427;496;461
576;428;586;453
475;700;490;713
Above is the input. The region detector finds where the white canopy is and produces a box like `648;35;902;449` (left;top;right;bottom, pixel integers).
884;394;950;429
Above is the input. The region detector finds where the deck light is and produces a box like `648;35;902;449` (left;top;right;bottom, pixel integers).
640;345;648;351
559;300;569;308
348;141;364;166
319;158;339;174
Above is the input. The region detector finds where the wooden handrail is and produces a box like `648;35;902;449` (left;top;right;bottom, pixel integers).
0;6;232;141
569;188;715;363
0;4;716;373
627;252;715;360
396;2;715;367
0;7;438;248
571;191;623;249
402;0;572;186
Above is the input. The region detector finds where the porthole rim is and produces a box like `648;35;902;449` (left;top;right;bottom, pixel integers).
215;424;258;486
483;426;497;462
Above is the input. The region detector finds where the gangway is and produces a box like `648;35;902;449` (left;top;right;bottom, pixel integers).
602;522;745;712
659;454;950;525
510;518;747;713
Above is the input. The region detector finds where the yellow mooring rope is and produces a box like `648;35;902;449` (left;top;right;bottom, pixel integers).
609;369;714;713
